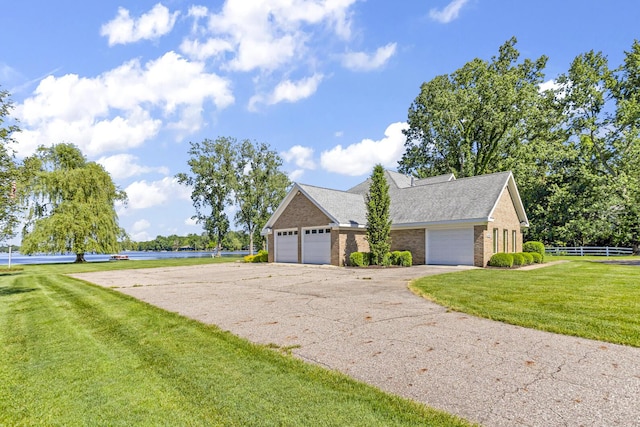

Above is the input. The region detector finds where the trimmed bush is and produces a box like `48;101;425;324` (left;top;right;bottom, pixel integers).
253;250;268;263
388;250;413;267
523;241;545;261
398;251;413;267
488;253;513;268
349;251;370;267
244;250;268;263
512;253;525;266
530;252;543;264
381;252;392;267
390;251;401;265
520;252;534;265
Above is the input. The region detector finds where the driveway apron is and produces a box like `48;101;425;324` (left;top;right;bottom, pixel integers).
71;263;640;427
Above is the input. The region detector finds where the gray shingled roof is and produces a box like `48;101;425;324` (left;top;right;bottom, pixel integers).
346;171;455;194
413;173;456;186
268;170;522;230
298;184;367;226
389;171;511;225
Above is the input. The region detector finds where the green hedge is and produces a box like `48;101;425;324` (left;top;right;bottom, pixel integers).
349;251;369;267
488;253;514;267
398;251;412;267
530;252;543;264
523;241;545;261
520;252;534;265
512;253;525;266
350;251;413;267
244;250;268;263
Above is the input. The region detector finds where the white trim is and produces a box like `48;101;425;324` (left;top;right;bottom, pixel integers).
486;172;529;228
391;218;490;229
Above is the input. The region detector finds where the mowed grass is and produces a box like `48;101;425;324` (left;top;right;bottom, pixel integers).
0;260;471;427
410;259;640;347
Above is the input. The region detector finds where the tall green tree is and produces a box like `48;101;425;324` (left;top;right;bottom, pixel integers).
544;40;640;249
178;137;290;255
176;137;236;256
0;89;22;242
21;143;127;262
366;164;391;265
399;37;557;181
234;139;290;253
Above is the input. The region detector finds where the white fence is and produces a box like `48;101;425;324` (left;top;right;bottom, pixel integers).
545;246;634;256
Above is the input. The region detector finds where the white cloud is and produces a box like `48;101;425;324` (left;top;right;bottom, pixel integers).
281;145;316;169
123;177;191;210
185;217;198;226
288;169;305;181
97;154;169;180
249;74;323;110
342;43;397;71
539;79;560;93
429;0;469;23
13;51;233;157
320;122;409;176
179;38;234;61
180;0;358;72
132;219;151;233
101;3;180;46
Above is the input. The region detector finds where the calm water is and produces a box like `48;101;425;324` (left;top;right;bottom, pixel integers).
0;251;247;265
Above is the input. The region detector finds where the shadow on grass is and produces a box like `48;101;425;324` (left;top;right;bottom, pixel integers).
0;286;37;296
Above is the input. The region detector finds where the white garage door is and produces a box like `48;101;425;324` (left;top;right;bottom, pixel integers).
275;229;298;263
427;228;474;265
302;228;331;264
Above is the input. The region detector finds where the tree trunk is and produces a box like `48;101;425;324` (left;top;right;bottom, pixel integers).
75;253;86;263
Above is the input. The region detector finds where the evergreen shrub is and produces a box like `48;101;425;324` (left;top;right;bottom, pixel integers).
520;252;534;265
530;252;543;263
488;253;514;267
523;241;545;260
349;252;370;267
398;251;413;267
512;253;525;266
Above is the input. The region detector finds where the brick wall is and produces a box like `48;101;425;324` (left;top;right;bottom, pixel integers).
481;187;523;266
474;225;487;267
336;230;369;266
390;229;426;265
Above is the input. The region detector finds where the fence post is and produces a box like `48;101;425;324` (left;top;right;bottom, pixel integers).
606;246;609;256
580;247;583;256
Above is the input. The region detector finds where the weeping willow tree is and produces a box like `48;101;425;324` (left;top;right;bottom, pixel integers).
21;143;127;262
0;89;22;242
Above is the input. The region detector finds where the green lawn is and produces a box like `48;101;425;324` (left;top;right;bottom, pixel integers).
410;258;640;347
0;259;471;426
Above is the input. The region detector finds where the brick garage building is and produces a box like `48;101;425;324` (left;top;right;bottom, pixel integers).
262;170;528;267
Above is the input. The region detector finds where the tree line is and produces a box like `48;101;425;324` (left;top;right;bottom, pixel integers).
399;37;640;251
122;230;252;252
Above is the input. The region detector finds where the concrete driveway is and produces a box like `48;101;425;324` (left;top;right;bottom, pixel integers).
71;263;640;427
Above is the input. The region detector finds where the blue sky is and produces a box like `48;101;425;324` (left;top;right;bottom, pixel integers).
2;0;639;242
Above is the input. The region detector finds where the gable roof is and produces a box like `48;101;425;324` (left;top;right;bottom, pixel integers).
298;183;367;226
263;170;528;233
389;171;525;226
